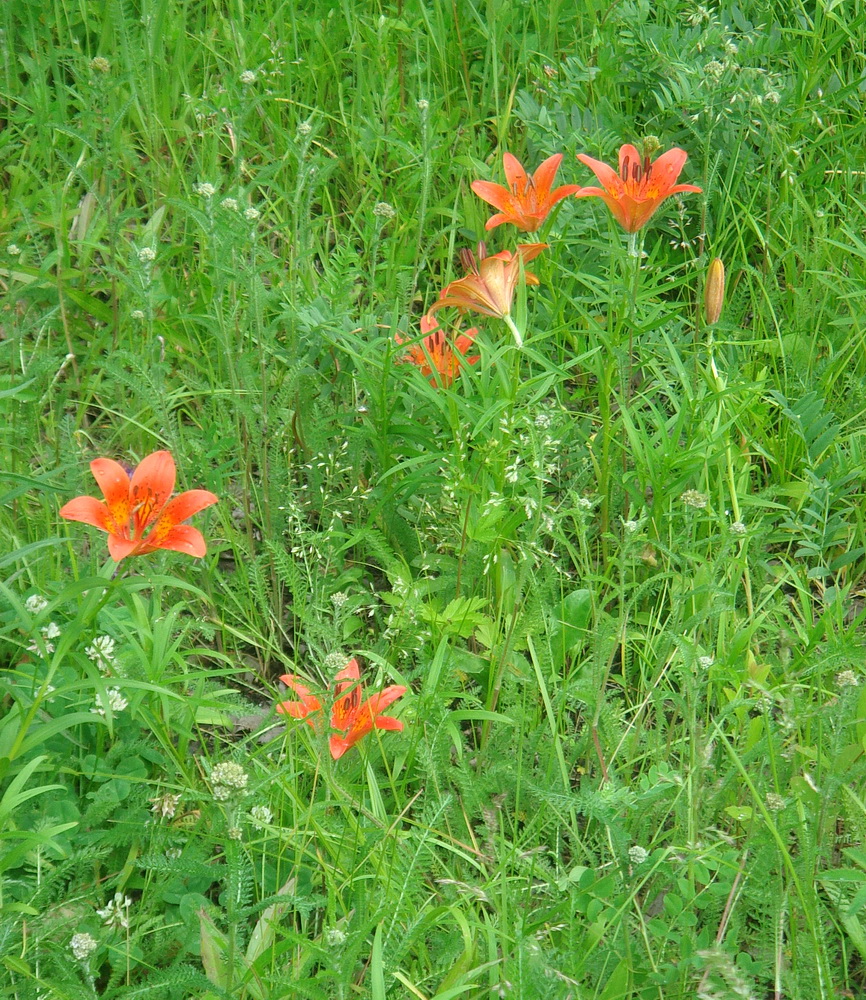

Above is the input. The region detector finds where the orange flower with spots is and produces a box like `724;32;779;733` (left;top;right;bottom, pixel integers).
574;144;702;233
277;659;407;760
395;314;480;387
471;152;580;232
59;450;218;561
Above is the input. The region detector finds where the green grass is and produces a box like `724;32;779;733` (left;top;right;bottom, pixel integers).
2;0;866;997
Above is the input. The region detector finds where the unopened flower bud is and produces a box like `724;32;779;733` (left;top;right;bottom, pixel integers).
704;256;725;325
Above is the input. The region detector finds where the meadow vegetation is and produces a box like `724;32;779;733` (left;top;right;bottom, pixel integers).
2;0;866;996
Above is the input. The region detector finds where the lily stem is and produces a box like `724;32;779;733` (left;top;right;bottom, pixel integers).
502;313;524;349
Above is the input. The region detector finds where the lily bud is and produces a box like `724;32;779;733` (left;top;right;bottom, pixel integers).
704;257;725;325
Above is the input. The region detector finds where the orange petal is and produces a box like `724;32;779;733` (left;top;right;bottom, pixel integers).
647;146;688;188
617;144;643;179
155;489;219;527
502;152;530;192
373;716;404;731
107;534;140;562
89;458;132;533
129;451;176;530
364;685;407;716
576;154;623;192
471;179;515;214
141;524;208;557
58;495;111;531
531;153;563;195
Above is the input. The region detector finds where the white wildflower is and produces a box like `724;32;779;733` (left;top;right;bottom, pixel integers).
25;594;48;614
325;927;347;948
297;120;312;135
243;206;261;221
836;670;859;688
90;56;110;73
193;182;216;198
97;892;132;929
331;592;349;609
682;489;708;509
623;519;640;534
250;804;273;829
628;845;649;865
86;635;116;667
7;243;21;256
240;70;256;84
92;688;128;716
137;247;156;264
698;655;714;670
416;99;429;111
150;792;181;819
730;520;747;536
765;792;785;812
130;309;145;321
373;201;396;219
228;826;243;840
70;932;98;960
220;197;239;211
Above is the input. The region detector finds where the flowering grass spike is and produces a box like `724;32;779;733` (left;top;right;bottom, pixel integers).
574;144;702;233
396;314;480;387
471;152;580;232
277;658;407;759
59;450;218;562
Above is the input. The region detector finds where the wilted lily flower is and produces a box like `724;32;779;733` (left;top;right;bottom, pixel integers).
427;243;547;347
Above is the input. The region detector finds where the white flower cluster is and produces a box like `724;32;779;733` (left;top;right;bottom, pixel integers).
86;635;118;674
70;932;98;960
92;688;128;716
28;621;60;654
193;182;216;198
250;804;273;829
150;792;181;819
25;594;48;614
210;761;248;801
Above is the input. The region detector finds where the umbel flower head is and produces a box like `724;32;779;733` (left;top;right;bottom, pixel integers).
277;658;407;759
395;314;480;387
471;152;580;232
574;143;702;233
59;450;218;561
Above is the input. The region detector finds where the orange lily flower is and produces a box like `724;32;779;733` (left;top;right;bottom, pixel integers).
574;144;702;233
277;659;407;760
59;450;218;562
428;243;547;322
471;152;580;232
395;313;480;387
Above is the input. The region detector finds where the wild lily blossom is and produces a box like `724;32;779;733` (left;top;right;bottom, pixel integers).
471;152;580;232
277;659;407;760
395;313;480;387
428;242;547;347
59;450;218;562
574;144;702;233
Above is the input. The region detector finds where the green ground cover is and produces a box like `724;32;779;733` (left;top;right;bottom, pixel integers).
2;0;866;996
